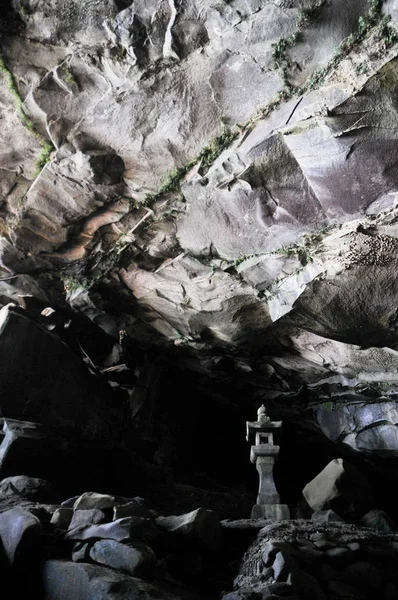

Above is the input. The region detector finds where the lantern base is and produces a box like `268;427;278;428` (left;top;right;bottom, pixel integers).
251;504;290;520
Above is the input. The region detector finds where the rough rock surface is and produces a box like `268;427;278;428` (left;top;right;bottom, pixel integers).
225;520;398;600
302;458;373;520
0;0;398;415
0;507;41;566
0;304;117;440
43;560;200;600
156;508;222;552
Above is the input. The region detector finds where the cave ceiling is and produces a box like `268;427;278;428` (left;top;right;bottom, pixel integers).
1;0;398;412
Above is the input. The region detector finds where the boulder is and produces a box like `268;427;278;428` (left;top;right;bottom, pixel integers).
360;509;395;533
89;539;157;577
273;551;297;582
311;509;345;524
73;492;120;512
42;560;200;600
302;459;373;520
0;475;54;502
61;496;80;508
68;509;107;533
50;508;73;530
65;516;155;543
263;541;282;567
0;507;41;566
356;424;398;452
113;498;157;521
156;508;222;552
72;542;92;563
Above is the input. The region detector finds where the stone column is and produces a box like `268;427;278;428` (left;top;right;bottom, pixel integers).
247;405;290;520
255;457;280;505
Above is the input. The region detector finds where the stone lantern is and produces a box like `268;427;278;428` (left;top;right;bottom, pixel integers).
246;405;290;520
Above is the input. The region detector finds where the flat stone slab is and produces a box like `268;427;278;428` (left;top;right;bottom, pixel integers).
89;539;156;577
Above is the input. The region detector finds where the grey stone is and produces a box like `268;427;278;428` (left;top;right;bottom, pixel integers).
289;569;327;600
0;475;54;502
50;508;73;530
155;508;221;551
326;547;352;560
61;496;80;508
302;459;373;520
273;551;294;582
311;509;345;524
72;541;92;563
356;424;398;452
247;407;290;521
73;492;119;512
42;560;200;600
68;509;107;533
360;509;395;532
263;541;283;567
0;507;41;566
113;499;156;521
295;539;315;549
65;517;136;542
65;516;157;544
346;543;361;552
89;539;156;577
316;402;398;442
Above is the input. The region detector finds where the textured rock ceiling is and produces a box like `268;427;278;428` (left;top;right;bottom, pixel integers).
2;0;398;410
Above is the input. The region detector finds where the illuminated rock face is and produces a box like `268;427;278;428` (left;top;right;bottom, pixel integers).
1;0;398;414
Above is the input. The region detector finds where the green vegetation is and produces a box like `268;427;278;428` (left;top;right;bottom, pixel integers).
62;64;78;88
271;7;320;85
130;0;396;213
322;401;337;412
61;273;101;293
355;61;369;75
35;141;54;176
230;222;338;273
145;122;238;203
58;0;397;295
0;53;55;176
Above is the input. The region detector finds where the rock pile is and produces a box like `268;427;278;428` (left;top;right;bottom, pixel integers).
223;520;398;600
0;487;223;599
